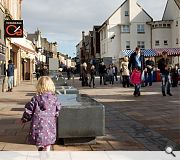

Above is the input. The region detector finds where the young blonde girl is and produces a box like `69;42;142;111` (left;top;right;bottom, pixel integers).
21;76;61;151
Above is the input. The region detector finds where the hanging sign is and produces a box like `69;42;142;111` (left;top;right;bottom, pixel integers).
4;20;23;38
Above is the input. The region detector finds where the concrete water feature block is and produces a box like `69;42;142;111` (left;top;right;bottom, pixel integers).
57;94;105;145
51;76;67;86
55;86;79;95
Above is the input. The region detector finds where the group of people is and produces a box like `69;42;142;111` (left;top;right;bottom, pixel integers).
121;47;178;97
80;62;118;88
35;65;49;80
80;47;179;97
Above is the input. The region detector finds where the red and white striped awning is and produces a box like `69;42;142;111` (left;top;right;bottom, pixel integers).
153;48;180;56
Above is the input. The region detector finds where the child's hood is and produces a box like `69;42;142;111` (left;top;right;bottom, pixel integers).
35;93;52;111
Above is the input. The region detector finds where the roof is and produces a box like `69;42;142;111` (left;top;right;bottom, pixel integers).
162;0;180;19
98;0;153;32
174;0;180;9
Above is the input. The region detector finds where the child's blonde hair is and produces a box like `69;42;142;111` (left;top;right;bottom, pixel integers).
36;76;55;94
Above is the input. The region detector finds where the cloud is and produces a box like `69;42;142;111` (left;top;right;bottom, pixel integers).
22;0;166;57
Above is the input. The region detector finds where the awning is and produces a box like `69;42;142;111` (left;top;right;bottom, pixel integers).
122;49;156;57
13;42;36;55
153;48;180;56
11;38;37;56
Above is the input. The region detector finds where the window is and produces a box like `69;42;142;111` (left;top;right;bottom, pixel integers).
137;24;145;33
159;24;162;27
121;25;130;33
137;41;145;49
126;41;130;50
163;24;166;27
155;40;159;46
164;40;168;45
176;21;178;26
176;38;179;44
167;24;171;27
125;11;129;16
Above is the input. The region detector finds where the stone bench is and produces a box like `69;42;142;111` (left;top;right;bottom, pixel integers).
57;94;105;145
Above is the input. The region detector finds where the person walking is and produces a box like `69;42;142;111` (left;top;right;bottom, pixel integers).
35;67;41;80
81;62;88;87
120;56;130;88
6;60;14;92
171;64;179;87
99;62;107;85
21;76;61;151
158;51;172;96
89;65;96;88
145;57;154;86
130;67;142;97
107;64;114;85
128;47;145;72
112;64;118;81
128;47;145;93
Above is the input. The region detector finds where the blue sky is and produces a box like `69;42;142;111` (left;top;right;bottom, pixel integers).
22;0;167;58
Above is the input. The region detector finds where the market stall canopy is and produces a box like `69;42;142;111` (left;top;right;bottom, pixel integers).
153;48;180;56
121;49;156;57
121;48;180;57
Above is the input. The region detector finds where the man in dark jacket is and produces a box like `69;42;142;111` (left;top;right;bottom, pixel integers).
158;51;172;96
145;57;154;86
128;47;145;72
99;62;107;85
6;60;14;92
128;47;145;94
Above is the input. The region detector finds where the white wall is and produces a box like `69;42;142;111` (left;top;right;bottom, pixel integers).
152;28;172;48
163;0;180;48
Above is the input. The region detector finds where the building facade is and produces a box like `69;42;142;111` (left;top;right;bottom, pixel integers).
99;0;152;66
0;0;23;91
147;0;180;65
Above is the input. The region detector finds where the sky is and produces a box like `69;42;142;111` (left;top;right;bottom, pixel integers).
22;0;167;57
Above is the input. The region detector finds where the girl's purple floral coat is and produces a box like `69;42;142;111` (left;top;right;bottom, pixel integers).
21;92;61;147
